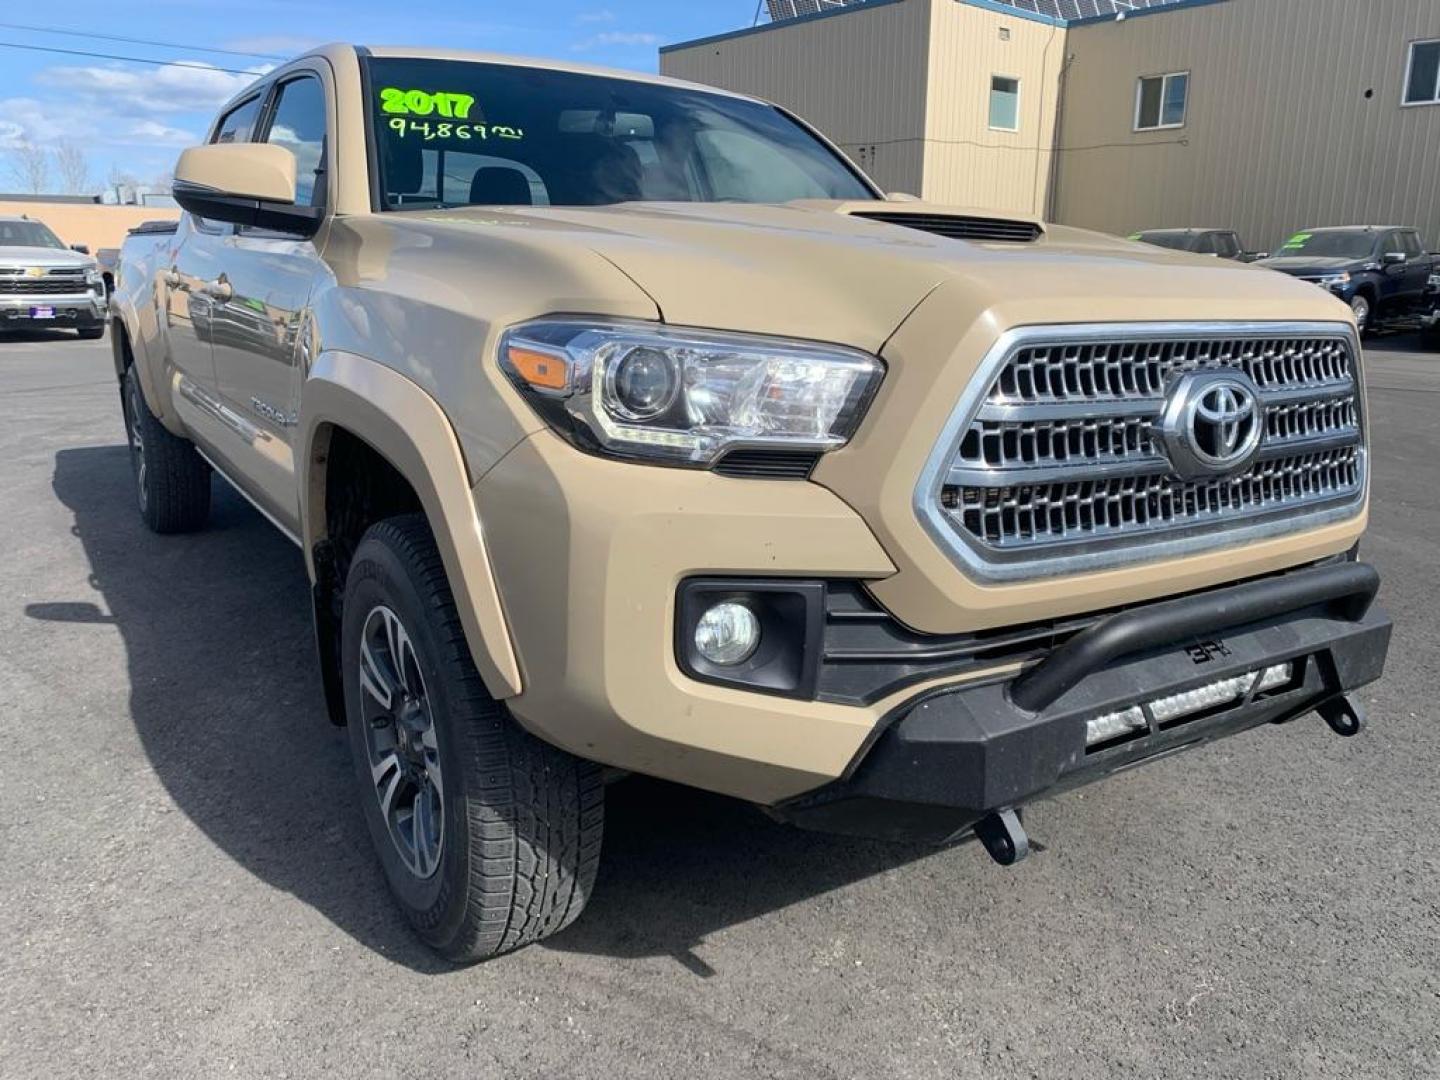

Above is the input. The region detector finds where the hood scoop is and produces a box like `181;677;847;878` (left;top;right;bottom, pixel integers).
849;210;1043;244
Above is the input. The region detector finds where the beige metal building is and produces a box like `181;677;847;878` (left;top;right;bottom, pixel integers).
661;0;1440;250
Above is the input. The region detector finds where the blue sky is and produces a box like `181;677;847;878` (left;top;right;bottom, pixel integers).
0;1;759;191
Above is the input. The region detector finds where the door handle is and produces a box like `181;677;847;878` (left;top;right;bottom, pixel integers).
163;268;181;288
201;279;233;301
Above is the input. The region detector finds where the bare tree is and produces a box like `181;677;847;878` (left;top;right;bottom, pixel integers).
52;140;92;195
5;141;50;194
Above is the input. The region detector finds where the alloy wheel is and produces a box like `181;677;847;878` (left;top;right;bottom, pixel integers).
358;604;445;879
124;376;148;513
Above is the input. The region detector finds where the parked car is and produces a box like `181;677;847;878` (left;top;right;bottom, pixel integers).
112;44;1390;962
0;215;107;338
1128;228;1266;262
1258;226;1437;333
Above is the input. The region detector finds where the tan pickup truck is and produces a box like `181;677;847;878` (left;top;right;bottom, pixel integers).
112;44;1391;961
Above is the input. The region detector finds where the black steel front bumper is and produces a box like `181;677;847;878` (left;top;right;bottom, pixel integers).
775;562;1391;846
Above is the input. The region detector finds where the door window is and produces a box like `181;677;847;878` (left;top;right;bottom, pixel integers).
262;77;328;207
213;96;264;144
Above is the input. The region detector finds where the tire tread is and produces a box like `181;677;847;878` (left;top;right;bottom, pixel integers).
355;515;602;961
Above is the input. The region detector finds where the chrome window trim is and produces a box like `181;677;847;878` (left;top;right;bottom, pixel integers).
914;321;1368;583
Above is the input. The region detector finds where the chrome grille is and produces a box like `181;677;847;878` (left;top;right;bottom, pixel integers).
916;324;1367;581
0;279;95;296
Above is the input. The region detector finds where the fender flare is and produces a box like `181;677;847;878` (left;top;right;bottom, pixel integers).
299;349;523;699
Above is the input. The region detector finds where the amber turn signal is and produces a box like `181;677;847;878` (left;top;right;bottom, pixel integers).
505;345;570;392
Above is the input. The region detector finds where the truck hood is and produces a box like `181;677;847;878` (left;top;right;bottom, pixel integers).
0;245;96;270
395;201;1342;355
1258;255;1369;275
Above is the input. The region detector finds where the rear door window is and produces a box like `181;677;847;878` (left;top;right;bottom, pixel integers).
213;96;264;144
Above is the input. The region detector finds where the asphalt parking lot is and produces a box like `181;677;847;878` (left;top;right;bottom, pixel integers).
1;329;1437;1080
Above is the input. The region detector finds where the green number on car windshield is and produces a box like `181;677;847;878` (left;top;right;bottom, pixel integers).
379;88;476;120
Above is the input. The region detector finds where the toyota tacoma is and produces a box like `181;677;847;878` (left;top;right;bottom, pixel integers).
111;45;1391;961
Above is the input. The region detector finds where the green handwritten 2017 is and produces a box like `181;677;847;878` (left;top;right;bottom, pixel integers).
379;87;476;119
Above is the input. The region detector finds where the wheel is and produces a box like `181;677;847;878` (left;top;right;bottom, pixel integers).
77;326;104;340
1349;294;1371;333
341;514;603;962
121;365;211;533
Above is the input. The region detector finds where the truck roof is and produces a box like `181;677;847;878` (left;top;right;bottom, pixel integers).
1299;225;1413;233
296;42;754;101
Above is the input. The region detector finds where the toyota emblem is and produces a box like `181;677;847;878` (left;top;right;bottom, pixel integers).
1155;370;1265;479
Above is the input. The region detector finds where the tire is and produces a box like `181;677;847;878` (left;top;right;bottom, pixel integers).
341;514;603;962
121;366;211;533
1350;293;1371;334
77;326;104;340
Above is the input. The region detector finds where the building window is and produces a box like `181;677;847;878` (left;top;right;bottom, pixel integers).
1404;40;1440;105
989;76;1020;132
1135;71;1188;130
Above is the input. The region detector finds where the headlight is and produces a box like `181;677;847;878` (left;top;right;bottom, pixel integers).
85;268;104;287
1315;272;1350;287
498;319;884;466
1428;272;1440;289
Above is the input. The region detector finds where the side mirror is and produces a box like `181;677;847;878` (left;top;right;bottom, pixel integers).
70;243;90;255
1383;251;1407;265
172;143;322;236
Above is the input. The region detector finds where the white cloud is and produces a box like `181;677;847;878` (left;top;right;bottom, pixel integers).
572;31;663;51
575;9;616;24
34;60;272;117
127;120;198;145
0;94;197;152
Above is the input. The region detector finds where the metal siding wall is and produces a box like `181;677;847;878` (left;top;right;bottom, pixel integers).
1054;0;1440;251
924;2;1068;213
659;1;932;194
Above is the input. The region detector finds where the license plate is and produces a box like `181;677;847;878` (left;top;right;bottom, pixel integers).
29;306;55;319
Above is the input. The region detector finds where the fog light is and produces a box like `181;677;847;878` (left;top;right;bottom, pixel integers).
694;601;760;666
1086;705;1147;746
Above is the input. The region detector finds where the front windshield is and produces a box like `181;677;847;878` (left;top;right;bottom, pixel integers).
1276;231;1376;259
0;220;65;249
365;57;875;209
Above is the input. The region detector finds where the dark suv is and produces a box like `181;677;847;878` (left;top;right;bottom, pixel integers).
1259;226;1437;332
1129;228;1265;262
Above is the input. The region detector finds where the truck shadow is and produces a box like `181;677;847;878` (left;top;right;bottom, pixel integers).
37;445;936;975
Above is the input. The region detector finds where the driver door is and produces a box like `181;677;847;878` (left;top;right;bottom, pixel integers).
208;71;331;535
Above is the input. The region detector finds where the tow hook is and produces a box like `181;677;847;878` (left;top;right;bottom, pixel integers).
975;808;1029;866
1318;694;1366;738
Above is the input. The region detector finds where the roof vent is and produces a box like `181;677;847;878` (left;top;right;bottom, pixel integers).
851;210;1043;243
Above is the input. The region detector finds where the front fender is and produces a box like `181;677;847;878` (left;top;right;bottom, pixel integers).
299;349;523;699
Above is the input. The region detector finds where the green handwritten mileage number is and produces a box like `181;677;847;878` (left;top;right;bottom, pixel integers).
388;118;524;142
380;87;476;119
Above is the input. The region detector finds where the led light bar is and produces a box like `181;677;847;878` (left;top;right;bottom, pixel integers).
1085;662;1294;747
1085;705;1146;746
